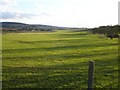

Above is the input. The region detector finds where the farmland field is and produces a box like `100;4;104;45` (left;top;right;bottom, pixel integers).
2;30;119;89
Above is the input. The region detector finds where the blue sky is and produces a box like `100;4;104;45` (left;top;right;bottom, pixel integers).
0;0;119;28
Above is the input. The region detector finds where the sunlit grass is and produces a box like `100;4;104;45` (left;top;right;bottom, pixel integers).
2;30;118;88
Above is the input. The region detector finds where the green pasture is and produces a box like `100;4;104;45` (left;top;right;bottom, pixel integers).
2;30;119;88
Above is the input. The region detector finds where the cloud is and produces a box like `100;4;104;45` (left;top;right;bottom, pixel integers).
0;0;12;5
0;11;37;19
0;0;18;15
1;12;16;19
0;0;50;20
0;0;119;28
0;1;7;5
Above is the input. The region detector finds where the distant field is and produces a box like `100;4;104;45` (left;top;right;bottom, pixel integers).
2;30;119;89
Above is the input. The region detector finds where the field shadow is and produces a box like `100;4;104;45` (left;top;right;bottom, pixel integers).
2;62;88;88
2;57;118;88
3;41;118;53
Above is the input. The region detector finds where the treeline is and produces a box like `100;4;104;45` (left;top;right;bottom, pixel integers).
89;25;120;34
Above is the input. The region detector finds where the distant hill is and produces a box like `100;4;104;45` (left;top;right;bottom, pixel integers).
0;22;86;32
1;22;28;29
1;22;66;31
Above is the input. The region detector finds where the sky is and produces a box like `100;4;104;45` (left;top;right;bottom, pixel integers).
0;0;120;28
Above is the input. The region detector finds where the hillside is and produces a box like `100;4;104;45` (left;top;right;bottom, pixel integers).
1;22;67;31
1;22;86;32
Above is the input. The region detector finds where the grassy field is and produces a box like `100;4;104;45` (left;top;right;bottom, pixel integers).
2;30;119;89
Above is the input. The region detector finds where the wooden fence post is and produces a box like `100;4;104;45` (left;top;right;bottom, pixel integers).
88;60;95;90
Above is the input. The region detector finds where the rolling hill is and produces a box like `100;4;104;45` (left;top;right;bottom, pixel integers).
1;22;66;31
1;22;86;32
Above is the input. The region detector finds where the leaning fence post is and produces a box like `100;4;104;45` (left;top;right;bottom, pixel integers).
88;60;95;90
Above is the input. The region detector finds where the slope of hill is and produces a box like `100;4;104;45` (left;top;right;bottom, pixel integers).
1;22;28;30
1;22;67;31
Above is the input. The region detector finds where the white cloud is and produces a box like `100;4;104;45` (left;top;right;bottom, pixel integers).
0;0;38;20
0;0;17;12
0;0;119;27
0;11;38;19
